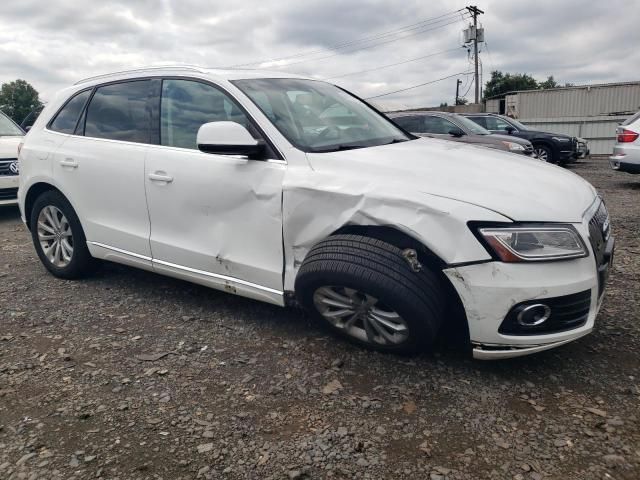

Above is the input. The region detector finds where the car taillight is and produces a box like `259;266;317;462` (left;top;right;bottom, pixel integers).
617;128;639;143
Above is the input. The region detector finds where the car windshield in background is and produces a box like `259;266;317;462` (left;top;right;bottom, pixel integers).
454;115;491;135
0;112;24;136
233;78;412;152
507;117;530;131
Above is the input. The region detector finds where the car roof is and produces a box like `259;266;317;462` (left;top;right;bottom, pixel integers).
73;65;311;87
389;111;456;118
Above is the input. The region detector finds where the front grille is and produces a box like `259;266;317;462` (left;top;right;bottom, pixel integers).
588;200;612;298
0;158;19;176
0;187;18;201
499;290;591;335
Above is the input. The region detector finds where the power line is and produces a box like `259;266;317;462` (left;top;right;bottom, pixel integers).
365;71;473;99
226;9;468;68
261;16;470;69
323;46;464;80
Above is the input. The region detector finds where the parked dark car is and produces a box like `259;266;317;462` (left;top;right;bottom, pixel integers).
388;111;535;157
462;113;578;164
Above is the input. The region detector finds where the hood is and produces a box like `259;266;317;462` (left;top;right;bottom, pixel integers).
0;136;22;158
306;138;596;223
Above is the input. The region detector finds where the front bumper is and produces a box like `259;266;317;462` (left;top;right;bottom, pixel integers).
444;215;613;359
0;175;19;206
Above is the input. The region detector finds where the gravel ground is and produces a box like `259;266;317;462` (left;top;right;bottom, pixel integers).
1;157;639;480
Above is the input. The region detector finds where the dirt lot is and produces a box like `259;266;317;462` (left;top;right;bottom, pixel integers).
1;157;639;480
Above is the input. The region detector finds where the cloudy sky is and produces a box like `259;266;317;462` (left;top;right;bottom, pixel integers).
1;0;639;110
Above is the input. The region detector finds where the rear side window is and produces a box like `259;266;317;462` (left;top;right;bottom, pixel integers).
85;81;151;143
49;90;92;134
622;111;640;126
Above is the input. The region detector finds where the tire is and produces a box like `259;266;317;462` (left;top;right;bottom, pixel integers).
533;144;554;163
30;190;97;279
295;234;445;354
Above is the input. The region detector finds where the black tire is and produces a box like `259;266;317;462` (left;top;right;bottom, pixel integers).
295;234;445;354
30;190;97;279
533;144;554;163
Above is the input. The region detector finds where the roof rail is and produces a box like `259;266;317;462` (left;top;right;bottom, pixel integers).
74;65;209;85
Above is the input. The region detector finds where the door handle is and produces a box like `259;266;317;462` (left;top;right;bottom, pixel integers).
59;158;78;168
148;172;174;183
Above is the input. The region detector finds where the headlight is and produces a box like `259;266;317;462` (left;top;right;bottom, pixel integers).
502;141;525;151
477;225;588;262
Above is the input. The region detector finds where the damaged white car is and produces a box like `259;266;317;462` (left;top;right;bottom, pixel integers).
18;67;614;359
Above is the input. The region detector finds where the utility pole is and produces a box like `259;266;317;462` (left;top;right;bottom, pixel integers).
466;5;484;104
455;79;462;105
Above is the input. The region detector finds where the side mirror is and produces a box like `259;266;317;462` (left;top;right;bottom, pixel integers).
505;125;515;134
24;126;31;132
448;127;465;137
197;121;264;158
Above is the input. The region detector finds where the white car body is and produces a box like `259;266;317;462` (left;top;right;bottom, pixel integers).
18;66;612;359
610;111;640;173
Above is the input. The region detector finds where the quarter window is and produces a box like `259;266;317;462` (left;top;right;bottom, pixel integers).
160;79;250;150
49;90;92;134
84;81;152;143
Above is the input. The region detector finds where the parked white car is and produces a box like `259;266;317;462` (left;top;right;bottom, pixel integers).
0;110;24;205
610;111;640;173
18;66;614;359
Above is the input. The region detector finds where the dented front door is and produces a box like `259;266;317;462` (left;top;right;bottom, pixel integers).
144;145;286;303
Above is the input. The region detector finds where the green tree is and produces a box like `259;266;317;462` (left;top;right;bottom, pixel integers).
455;97;469;106
483;71;538;99
0;79;43;124
539;75;559;89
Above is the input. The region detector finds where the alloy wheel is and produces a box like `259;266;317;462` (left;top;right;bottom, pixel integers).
534;147;549;162
313;286;410;346
37;206;74;268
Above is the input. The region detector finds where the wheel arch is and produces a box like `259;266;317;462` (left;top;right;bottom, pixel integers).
299;225;471;349
24;182;67;230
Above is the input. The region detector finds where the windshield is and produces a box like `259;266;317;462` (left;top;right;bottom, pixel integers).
453;114;491;135
506;117;529;131
233;78;412;152
0;111;24;136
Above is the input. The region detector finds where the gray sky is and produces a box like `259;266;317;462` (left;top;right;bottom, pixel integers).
1;0;639;109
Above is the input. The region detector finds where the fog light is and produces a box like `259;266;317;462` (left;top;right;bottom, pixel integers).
516;304;551;326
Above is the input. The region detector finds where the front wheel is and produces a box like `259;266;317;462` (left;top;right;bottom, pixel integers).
30;190;97;279
295;235;446;354
533;144;553;163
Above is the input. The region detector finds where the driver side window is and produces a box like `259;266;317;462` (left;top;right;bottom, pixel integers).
160;79;252;150
422;116;457;134
485;116;514;131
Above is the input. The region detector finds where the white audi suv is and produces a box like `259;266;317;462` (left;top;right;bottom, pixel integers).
18;66;614;359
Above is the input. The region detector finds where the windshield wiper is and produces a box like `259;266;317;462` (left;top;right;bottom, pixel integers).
311;144;369;153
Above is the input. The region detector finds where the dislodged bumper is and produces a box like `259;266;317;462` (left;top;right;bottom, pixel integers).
444;248;602;359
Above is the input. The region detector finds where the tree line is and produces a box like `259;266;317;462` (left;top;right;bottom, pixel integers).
0;79;43;125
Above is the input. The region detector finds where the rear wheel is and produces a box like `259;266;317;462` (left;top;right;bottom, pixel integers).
30;190;97;279
295;235;445;353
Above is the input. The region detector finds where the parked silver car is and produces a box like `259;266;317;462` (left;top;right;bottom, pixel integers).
610;111;640;173
389;111;536;157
